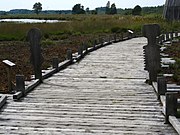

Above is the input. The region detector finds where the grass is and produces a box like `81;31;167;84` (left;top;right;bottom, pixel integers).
1;14;180;42
0;14;180;93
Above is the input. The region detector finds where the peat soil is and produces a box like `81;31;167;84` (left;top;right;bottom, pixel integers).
0;35;94;93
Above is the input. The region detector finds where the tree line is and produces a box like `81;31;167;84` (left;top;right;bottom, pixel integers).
0;1;163;15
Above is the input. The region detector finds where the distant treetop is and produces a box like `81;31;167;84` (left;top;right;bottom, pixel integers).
33;2;42;15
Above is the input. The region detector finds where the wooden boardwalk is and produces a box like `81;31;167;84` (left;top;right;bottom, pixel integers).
0;38;177;134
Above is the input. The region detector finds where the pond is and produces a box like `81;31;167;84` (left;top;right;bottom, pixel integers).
0;19;66;23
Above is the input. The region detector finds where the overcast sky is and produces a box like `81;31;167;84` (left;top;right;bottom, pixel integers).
0;0;166;11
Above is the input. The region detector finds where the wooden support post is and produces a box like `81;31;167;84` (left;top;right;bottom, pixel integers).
108;35;111;43
170;32;173;40
159;35;163;45
16;75;25;96
162;34;165;42
166;33;169;41
121;33;124;40
157;76;167;99
142;24;161;82
78;45;83;56
93;39;97;49
52;57;59;70
27;28;43;82
175;32;178;38
114;34;117;42
100;37;104;45
165;92;177;123
66;49;72;60
2;60;16;93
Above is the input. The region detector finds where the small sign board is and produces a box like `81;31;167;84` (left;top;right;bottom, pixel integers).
128;30;134;34
2;60;16;67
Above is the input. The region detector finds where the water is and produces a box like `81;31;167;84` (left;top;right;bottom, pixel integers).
0;19;65;23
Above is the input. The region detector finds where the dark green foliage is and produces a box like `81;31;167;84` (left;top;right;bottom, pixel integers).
86;8;90;14
105;1;117;15
72;4;85;14
111;27;127;33
124;8;133;15
33;2;42;15
105;1;111;14
110;3;117;14
132;5;142;15
142;6;164;15
91;10;97;15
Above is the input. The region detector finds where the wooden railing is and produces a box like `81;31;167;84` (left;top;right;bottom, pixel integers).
142;23;180;134
2;28;132;101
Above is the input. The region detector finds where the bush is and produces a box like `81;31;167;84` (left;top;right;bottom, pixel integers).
41;39;55;46
111;27;127;33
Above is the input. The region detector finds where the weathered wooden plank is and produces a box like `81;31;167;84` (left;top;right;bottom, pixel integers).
0;96;7;109
169;116;180;134
0;38;177;134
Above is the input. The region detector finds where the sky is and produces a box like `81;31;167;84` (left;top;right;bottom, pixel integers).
0;0;166;11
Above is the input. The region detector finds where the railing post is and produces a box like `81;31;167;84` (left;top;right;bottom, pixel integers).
166;32;169;41
165;92;177;123
157;76;167;99
170;32;173;40
142;24;161;83
100;37;104;46
93;39;97;49
175;32;178;38
52;57;59;70
162;34;165;42
27;28;43;82
108;35;111;44
159;35;163;45
114;34;117;42
78;45;83;56
2;60;16;93
121;33;124;41
16;75;25;96
66;49;72;60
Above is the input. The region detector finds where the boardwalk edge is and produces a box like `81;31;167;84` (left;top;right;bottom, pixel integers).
12;37;132;101
0;95;7;109
152;82;180;135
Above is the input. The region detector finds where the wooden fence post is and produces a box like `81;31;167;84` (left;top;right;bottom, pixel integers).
166;32;169;41
52;57;59;70
114;34;117;42
93;39;97;49
16;75;25;96
175;32;178;37
170;32;173;40
165;92;177;123
27;28;43;82
78;45;83;56
157;76;167;99
2;60;16;93
66;49;72;60
142;24;161;82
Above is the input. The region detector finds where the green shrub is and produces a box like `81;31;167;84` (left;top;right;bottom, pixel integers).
41;39;55;46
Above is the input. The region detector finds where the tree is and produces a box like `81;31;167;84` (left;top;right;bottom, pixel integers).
91;9;97;15
72;4;85;14
33;2;42;15
132;5;142;15
86;7;90;14
110;3;117;14
105;1;111;14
